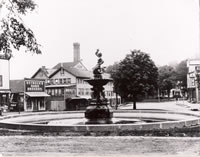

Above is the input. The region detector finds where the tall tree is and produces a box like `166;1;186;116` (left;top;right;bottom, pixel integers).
158;65;176;98
0;0;41;57
174;60;187;94
111;50;158;109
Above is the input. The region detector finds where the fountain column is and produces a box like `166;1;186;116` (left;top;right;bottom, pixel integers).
84;49;113;124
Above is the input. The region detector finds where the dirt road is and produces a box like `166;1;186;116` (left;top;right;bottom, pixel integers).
1;136;200;156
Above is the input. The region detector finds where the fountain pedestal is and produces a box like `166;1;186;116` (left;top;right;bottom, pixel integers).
84;79;113;124
84;50;113;124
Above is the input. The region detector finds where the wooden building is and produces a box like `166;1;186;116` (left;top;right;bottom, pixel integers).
32;43;120;111
10;78;50;112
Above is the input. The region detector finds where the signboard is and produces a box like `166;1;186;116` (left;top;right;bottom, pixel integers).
25;80;45;92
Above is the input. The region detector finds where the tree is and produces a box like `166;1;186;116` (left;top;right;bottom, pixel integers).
111;50;158;109
174;60;187;95
158;65;176;98
0;0;41;57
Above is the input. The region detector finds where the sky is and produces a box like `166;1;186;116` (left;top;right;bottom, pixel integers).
5;0;200;79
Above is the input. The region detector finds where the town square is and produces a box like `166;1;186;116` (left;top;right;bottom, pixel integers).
0;0;200;156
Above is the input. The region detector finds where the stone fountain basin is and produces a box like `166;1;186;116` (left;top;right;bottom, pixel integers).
0;110;199;132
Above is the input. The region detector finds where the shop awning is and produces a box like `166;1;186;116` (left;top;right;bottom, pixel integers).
25;92;50;97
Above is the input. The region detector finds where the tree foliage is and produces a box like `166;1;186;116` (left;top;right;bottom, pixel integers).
110;50;158;109
0;0;41;57
158;60;188;98
158;65;176;97
174;60;187;92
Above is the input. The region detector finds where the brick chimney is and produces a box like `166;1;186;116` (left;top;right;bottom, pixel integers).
73;42;80;63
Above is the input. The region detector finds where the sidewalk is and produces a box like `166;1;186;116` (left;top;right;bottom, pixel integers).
118;100;200;114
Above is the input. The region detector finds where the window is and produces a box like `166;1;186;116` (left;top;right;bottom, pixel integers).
50;79;54;84
40;100;45;109
67;78;71;84
0;75;2;87
58;89;61;96
46;79;50;85
55;79;58;84
60;68;64;75
78;88;84;95
51;89;55;96
63;78;67;84
61;88;64;96
55;89;58;96
27;100;32;110
59;79;63;84
85;88;90;95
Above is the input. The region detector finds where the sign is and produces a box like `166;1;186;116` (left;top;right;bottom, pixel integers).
25;80;45;92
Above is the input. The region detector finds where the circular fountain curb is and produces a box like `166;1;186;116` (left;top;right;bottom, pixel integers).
0;110;199;133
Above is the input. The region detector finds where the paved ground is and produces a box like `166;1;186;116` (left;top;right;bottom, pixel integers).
119;99;200;114
0;100;200;156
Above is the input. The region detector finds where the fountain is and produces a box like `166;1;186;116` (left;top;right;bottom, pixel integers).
84;49;113;124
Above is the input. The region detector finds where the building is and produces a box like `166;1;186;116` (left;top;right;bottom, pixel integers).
10;78;50;112
187;59;200;103
0;53;11;109
32;43;120;111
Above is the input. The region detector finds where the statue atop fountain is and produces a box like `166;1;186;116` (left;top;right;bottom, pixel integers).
84;49;113;124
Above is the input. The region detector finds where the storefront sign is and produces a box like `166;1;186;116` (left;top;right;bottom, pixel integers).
25;80;45;92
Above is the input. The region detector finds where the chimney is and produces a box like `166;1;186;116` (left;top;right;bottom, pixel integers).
73;42;80;62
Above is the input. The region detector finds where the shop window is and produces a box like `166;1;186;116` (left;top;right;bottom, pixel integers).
40;100;45;109
0;75;2;87
27;100;32;110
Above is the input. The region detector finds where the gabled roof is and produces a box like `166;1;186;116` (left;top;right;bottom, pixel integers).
10;80;24;93
53;62;78;69
31;67;57;79
53;61;87;71
49;67;93;78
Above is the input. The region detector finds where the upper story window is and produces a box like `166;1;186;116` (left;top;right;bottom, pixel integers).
55;79;59;84
60;68;64;75
59;79;63;84
67;78;71;84
0;75;2;87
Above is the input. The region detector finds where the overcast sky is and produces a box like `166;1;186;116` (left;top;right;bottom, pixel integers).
8;0;200;79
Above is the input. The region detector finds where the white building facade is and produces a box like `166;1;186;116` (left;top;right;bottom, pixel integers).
0;54;11;107
187;59;200;103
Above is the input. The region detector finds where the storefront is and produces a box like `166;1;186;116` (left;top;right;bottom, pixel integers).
24;78;50;111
